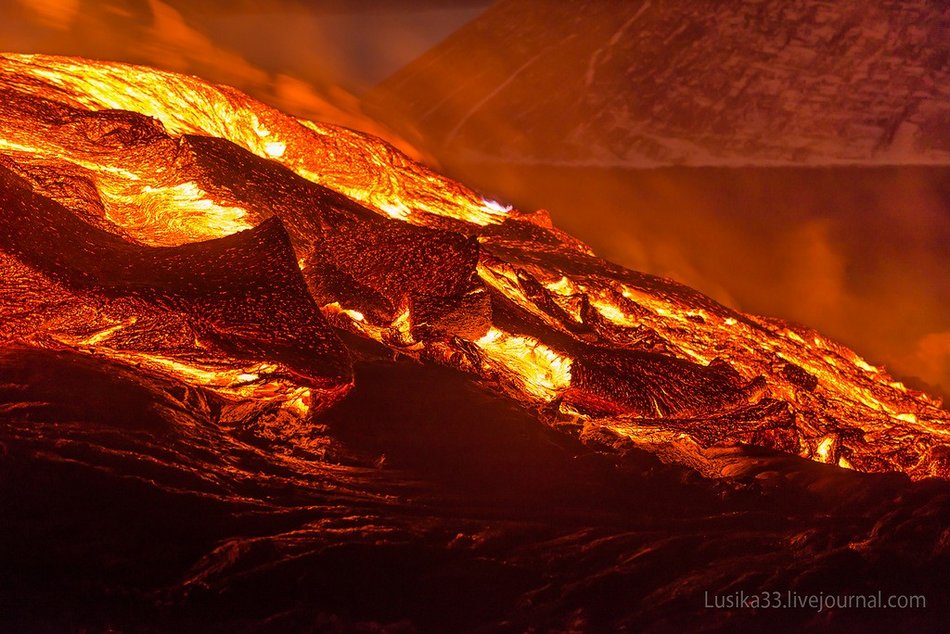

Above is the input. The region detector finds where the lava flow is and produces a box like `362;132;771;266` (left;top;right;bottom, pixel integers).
0;53;947;482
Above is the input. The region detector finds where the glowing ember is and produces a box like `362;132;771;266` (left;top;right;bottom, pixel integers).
476;327;573;400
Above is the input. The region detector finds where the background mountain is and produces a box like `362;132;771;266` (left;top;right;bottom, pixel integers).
368;0;950;166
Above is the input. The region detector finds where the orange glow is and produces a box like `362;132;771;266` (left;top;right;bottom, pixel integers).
0;53;947;481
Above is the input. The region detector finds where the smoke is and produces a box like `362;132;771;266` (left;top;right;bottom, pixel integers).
2;0;429;159
909;332;950;395
17;0;80;30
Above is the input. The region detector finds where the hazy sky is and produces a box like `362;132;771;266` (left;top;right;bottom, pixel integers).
2;0;492;154
9;0;492;92
191;0;493;92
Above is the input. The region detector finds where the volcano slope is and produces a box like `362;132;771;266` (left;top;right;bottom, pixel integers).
0;54;948;631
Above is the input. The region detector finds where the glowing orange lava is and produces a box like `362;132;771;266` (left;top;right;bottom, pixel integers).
0;53;946;480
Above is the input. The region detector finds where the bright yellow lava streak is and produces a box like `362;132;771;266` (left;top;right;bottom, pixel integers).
476;328;572;400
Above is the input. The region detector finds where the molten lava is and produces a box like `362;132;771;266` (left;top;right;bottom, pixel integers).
0;53;947;480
